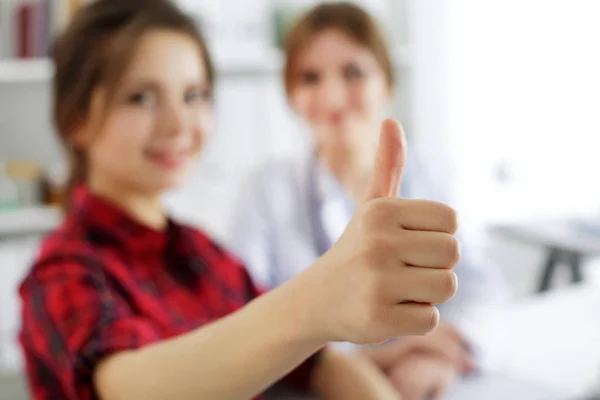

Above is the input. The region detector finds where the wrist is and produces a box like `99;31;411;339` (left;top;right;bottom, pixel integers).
258;275;329;349
272;263;334;345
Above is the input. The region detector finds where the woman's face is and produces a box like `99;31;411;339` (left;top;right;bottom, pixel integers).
76;29;212;194
289;29;390;152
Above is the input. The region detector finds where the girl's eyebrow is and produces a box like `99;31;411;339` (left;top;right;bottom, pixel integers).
122;77;161;90
122;77;208;90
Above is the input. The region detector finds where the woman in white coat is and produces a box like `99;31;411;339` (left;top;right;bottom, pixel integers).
229;3;507;398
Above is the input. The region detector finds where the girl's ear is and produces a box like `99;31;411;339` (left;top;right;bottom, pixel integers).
69;116;91;150
70;87;107;149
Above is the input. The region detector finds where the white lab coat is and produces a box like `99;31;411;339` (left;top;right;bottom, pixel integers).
227;149;507;367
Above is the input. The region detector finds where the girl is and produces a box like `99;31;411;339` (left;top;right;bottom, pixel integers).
228;3;507;399
18;1;460;399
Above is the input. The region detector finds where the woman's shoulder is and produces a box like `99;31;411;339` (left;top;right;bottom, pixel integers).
240;153;312;200
247;156;304;185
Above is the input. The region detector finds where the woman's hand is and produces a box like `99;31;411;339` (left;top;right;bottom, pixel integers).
363;323;475;374
288;119;460;345
387;353;457;400
358;323;475;400
312;349;402;400
409;324;475;373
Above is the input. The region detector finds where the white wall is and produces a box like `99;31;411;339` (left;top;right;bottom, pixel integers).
404;0;453;194
445;0;600;230
165;74;308;240
0;82;60;165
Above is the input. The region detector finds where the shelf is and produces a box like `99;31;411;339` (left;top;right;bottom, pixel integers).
0;46;410;84
0;206;62;238
0;58;53;84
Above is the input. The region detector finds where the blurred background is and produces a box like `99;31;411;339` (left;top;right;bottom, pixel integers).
1;0;600;399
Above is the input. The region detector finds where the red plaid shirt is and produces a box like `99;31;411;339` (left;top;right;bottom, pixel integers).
19;188;319;400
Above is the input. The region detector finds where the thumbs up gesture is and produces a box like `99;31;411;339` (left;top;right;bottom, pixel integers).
294;119;460;345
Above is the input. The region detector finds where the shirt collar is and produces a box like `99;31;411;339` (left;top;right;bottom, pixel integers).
313;156;355;212
312;153;414;204
70;186;173;256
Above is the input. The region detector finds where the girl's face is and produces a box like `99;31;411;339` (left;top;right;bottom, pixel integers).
76;29;211;195
289;29;390;152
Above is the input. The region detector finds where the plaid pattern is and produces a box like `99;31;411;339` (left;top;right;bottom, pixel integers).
19;188;319;400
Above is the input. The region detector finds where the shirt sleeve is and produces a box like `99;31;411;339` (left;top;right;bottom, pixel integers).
19;255;161;400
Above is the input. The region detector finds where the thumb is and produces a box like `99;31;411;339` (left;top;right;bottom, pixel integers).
362;118;407;203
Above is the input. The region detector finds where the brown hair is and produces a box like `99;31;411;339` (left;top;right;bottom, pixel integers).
52;0;214;208
283;1;394;97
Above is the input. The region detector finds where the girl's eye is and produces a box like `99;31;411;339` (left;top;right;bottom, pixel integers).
128;90;157;106
299;70;320;85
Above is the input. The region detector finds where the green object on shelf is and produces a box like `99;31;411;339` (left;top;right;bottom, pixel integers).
0;162;21;211
272;3;307;49
0;186;21;209
273;7;288;49
0;196;21;211
0;203;20;211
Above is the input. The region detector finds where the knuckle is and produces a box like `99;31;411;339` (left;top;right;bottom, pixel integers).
360;234;392;267
361;198;395;231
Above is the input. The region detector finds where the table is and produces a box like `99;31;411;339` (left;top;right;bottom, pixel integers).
460;282;600;399
492;220;600;292
3;280;598;399
267;283;600;399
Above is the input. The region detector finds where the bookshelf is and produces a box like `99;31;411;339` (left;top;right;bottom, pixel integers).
0;206;61;238
0;46;409;84
0;58;52;84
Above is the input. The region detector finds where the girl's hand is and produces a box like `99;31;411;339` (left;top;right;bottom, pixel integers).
288;119;460;345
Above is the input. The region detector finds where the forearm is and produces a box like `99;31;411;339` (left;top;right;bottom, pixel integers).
313;350;401;400
94;283;324;400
